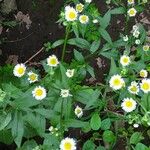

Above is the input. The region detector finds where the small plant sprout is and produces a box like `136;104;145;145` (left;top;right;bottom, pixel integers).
13;63;26;77
109;74;125;90
66;69;75;78
140;69;148;78
120;55;131;67
27;71;38;83
127;0;134;5
32;86;47;100
60;137;76;150
74;106;83;118
65;6;78;22
79;15;89;24
140;79;150;93
128;81;139;95
76;3;84;13
121;98;137;113
143;45;149;52
60;89;72;98
47;55;59;67
127;8;137;17
123;35;129;42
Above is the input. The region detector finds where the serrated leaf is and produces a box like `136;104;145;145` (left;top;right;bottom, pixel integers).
90;113;101;130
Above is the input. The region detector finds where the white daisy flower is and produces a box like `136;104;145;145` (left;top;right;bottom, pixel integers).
60;89;72;98
13;63;26;77
121;98;137;113
140;69;148;78
85;0;92;3
47;55;59;67
66;69;75;78
79;15;89;24
32;86;47;100
76;3;84;13
109;74;125;90
135;39;141;45
27;71;38;83
60;137;76;150
143;45;149;52
128;81;139;95
123;35;129;42
133;123;139;128
74;106;83;118
128;8;137;17
140;79;150;93
128;0;134;5
133;30;140;38
65;6;78;22
120;55;131;67
92;19;98;24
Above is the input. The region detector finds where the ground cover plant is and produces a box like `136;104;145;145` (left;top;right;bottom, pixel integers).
0;0;150;149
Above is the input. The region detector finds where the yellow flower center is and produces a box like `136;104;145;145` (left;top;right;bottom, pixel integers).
130;86;137;92
76;108;81;114
128;0;133;2
81;16;87;22
17;67;24;74
143;46;149;51
29;74;37;81
125;101;133;108
64;142;72;150
129;9;135;15
76;5;83;12
49;58;57;65
69;12;76;19
113;79;121;86
123;58;129;63
35;89;43;96
142;83;150;90
140;72;145;77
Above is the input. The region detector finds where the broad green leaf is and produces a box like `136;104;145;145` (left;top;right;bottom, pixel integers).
90;113;101;130
130;132;144;145
102;130;116;143
101;118;111;130
111;7;126;15
51;39;64;48
83;140;96;150
109;57;118;76
90;40;100;54
17;140;37;150
86;65;95;78
99;27;112;45
74;49;84;62
0;113;11;131
135;143;149;150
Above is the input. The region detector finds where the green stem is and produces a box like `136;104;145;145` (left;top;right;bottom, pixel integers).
60;99;64;136
61;25;70;62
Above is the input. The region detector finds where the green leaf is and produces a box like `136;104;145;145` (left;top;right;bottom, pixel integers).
130;132;144;145
96;146;106;150
101;118;111;130
99;27;112;45
0;113;11;131
111;7;126;15
90;113;101;130
74;49;84;62
51;39;64;48
17;140;37;150
109;57;118;76
86;65;95;78
103;130;116;143
83;140;95;150
90;40;100;54
135;143;149;150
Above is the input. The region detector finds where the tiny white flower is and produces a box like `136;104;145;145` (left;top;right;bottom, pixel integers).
128;8;137;17
65;6;78;22
60;137;76;150
13;63;26;77
121;98;137;113
60;89;72;98
123;35;129;42
49;126;54;132
79;15;89;24
55;133;59;137
135;39;141;45
128;0;134;5
27;71;38;83
140;69;148;78
66;69;75;78
143;45;149;52
120;55;131;67
109;74;125;90
92;19;98;24
76;3;84;13
85;0;92;3
133;123;139;128
133;30;140;38
74;106;83;118
32;86;46;100
128;81;139;95
140;79;150;93
132;25;139;31
47;55;59;67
